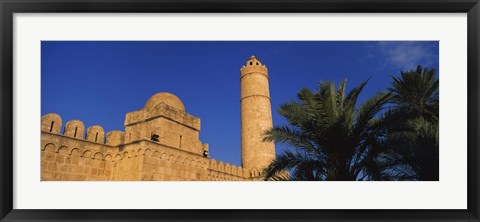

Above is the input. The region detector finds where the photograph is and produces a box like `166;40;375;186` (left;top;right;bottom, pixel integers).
40;41;439;181
2;0;477;220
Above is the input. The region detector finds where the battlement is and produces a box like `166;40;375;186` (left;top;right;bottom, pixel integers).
41;112;254;181
208;158;244;177
41;113;126;146
240;55;268;79
207;158;262;179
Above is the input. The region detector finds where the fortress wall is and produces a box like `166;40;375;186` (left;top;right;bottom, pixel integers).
137;140;210;181
41;114;124;181
42;133;219;181
106;130;125;146
42;131;249;181
41;133;119;181
109;145;143;181
41;113;256;181
207;159;250;181
40;132;147;181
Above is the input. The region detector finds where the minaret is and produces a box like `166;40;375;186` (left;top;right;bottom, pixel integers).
240;56;275;172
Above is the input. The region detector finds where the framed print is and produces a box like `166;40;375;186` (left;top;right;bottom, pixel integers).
1;0;479;221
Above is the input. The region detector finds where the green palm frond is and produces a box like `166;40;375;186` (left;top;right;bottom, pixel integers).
336;79;347;112
263;126;319;155
263;150;322;180
262;65;438;181
263;78;390;181
277;102;309;127
318;81;338;119
384;65;439;181
388;65;438;120
354;92;393;135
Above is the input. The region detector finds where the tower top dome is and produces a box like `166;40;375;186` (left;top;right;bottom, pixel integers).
144;92;185;111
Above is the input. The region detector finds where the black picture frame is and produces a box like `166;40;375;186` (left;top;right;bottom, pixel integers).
1;0;479;221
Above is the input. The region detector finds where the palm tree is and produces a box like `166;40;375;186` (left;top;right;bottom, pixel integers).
262;80;392;181
382;118;439;180
387;65;439;122
382;65;439;181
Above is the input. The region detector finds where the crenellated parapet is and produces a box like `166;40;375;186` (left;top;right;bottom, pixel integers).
86;125;105;144
64;120;85;139
207;158;258;180
41;113;125;147
41;113;62;134
240;55;268;79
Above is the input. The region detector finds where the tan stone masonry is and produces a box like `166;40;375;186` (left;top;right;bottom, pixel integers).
41;56;274;181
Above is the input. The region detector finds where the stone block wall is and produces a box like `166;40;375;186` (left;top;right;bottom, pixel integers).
41;113;256;181
124;103;203;156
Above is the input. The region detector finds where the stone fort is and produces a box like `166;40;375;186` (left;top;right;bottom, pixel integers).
41;56;276;181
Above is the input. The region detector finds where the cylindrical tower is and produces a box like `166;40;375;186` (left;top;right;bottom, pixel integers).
240;55;275;172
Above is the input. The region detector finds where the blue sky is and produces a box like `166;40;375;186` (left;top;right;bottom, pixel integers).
41;41;439;166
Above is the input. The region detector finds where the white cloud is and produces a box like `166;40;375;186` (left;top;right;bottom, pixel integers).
374;42;437;70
